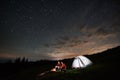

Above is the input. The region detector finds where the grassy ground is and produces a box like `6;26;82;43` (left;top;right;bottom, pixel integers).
37;63;120;80
0;64;52;80
0;62;119;80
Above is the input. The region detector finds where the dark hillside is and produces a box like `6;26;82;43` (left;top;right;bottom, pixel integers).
86;46;120;64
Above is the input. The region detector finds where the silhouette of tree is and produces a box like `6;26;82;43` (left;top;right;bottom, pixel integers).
21;57;25;63
14;57;29;64
15;57;21;64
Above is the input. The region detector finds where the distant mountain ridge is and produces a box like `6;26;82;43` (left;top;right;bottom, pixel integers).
86;46;120;64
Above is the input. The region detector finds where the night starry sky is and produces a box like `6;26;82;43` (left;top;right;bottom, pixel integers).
0;0;120;61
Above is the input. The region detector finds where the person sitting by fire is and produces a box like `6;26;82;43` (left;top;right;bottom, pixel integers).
55;61;61;71
60;62;67;72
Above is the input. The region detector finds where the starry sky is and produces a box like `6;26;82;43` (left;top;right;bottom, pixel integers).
0;0;120;61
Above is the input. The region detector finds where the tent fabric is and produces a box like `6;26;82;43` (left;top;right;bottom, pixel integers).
72;56;92;68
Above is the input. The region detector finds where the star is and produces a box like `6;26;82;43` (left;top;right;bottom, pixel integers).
10;29;14;33
29;16;33;20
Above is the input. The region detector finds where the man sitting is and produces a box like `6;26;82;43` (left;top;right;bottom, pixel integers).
60;62;67;72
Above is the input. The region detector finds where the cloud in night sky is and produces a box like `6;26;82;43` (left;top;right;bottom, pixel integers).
41;26;120;60
0;0;120;61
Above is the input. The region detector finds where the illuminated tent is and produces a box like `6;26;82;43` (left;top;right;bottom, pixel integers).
72;56;92;68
